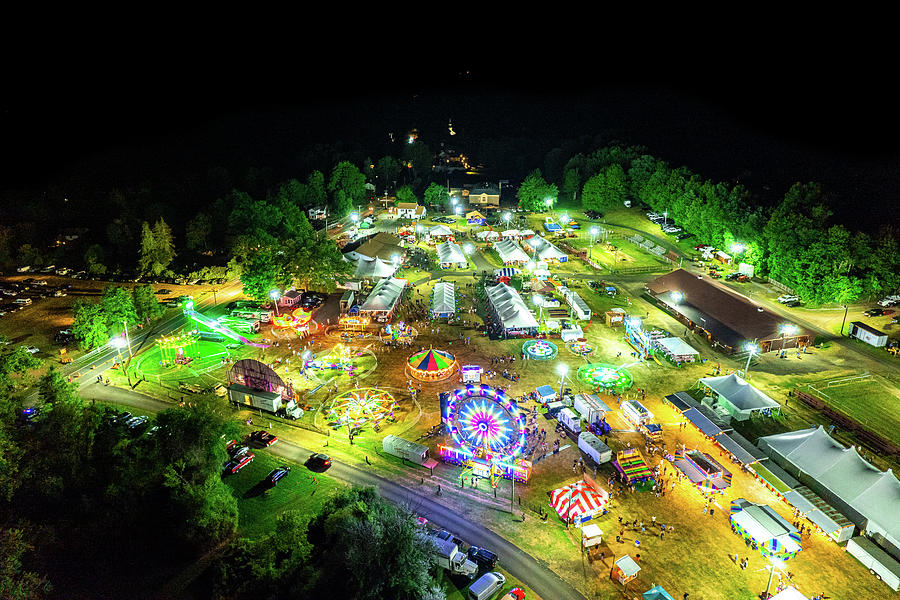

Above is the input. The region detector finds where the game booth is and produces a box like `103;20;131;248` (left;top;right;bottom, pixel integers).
549;479;609;527
460;364;482;383
668;447;732;495
437;384;532;487
406;348;458;382
611;555;641;586
729;498;802;561
613;448;655;491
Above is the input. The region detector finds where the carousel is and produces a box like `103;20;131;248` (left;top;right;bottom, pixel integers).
406;348;458;382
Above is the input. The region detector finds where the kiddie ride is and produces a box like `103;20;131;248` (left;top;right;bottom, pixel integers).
272;308;313;333
438;384;531;488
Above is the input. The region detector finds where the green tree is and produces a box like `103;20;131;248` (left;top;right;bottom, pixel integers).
304;487;437;600
132;283;164;323
0;528;52;600
100;285;138;333
328;161;366;217
516;169;558;212
395;185;418;205
0;345;41;397
138;218;176;277
240;247;284;302
375;156;403;194
306;170;327;210
185;212;212;251
423;182;449;209
72;300;109;350
83;244;108;276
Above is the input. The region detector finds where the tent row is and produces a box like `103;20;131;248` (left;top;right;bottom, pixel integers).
484;282;539;335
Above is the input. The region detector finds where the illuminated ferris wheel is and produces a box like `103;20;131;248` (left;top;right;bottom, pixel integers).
444;384;526;465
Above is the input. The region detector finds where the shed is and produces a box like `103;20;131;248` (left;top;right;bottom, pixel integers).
581;523;604;547
612;555;641;585
643;586;676;600
534;385;557;403
279;289;302;308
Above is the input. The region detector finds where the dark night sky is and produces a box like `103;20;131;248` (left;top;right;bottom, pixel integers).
4;48;899;230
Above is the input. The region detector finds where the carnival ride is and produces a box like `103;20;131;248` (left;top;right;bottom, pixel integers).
438;384;531;487
383;321;417;344
567;340;594;356
183;300;270;348
272;307;313;332
522;339;558;360
577;363;634;392
406;348;457;382
305;344;377;383
327;388;397;432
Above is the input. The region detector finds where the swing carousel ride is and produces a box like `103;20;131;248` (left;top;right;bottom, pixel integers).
327;388;397;432
438;384;531;487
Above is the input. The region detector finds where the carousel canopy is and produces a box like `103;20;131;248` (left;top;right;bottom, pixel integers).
550;479;608;521
408;348;456;372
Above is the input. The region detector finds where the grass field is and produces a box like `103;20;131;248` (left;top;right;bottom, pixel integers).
222;450;346;538
804;374;900;443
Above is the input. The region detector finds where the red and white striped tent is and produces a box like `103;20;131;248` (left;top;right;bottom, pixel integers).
550;479;609;525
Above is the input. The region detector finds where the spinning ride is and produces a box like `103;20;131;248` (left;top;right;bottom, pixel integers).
522;339;558;360
438;384;531;487
158;332;198;365
328;388;397;431
406;348;457;381
272;308;313;332
384;321;417;344
567;340;594;356
577;363;633;392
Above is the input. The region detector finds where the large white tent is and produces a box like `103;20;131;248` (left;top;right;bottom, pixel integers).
359;277;407;320
435;241;467;268
493;239;530;264
526;235;568;262
353;256;397;279
758;426;900;553
699;373;780;420
485;282;539;334
431;281;456;318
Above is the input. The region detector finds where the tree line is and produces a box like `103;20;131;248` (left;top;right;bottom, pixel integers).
522;144;899;305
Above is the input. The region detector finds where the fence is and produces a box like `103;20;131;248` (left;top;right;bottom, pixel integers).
793;387;898;457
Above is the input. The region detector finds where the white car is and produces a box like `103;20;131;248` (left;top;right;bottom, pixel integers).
878;296;899;307
777;294;800;303
24;346;39;354
55;268;71;276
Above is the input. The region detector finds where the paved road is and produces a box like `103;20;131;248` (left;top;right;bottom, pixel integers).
270;439;589;600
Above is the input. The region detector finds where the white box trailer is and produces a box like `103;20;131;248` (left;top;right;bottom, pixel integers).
848;321;888;348
573;394;611;424
578;431;612;465
557;407;581;433
382;435;429;465
846;536;900;591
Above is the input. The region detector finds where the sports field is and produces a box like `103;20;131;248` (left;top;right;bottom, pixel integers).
805;374;900;444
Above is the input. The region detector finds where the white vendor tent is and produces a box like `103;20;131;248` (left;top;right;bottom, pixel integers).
526;235;568;262
431;282;456;318
757;426;900;553
493;239;530;264
581;523;604;547
699;373;780;420
359;277;407;320
476;230;500;241
484;282;539;334
655;336;699;363
768;587;810;600
435;241;467;268
428;224;454;238
353;256;397;279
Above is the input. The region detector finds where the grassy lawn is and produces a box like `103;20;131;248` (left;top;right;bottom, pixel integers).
222;450;346;539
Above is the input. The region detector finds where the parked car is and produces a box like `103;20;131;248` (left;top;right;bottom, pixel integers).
306;453;332;471
777;294;800;304
23;345;39;354
501;588;526;600
467;572;506;600
864;308;885;317
264;466;291;486
300;292;325;310
466;546;498;570
156;288;172;295
223;452;254;474
249;430;278;446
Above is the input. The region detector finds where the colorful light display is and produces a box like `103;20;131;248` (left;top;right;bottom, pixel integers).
577;363;634;392
328;388;396;430
272;308;312;330
439;384;531;485
407;348;457;381
567;340;594;355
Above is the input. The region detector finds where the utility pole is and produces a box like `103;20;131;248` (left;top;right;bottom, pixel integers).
840;304;849;336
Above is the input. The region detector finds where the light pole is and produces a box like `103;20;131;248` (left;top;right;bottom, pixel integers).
840;304;849;336
764;557;784;599
743;343;758;378
122;320;133;360
590;226;599;259
270;290;281;316
780;324;798;352
532;294;544;326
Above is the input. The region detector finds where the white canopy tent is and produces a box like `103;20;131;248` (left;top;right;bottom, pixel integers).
699;373;780;420
656;336;699;363
428;224;454;238
758;426;900;552
493;239;530;264
435;241;467;268
485;282;539;333
526;235;568;262
476;230;500;241
353;256;398;279
431;282;456;317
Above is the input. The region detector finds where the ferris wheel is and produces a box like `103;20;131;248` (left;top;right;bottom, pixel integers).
444;384;526;465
